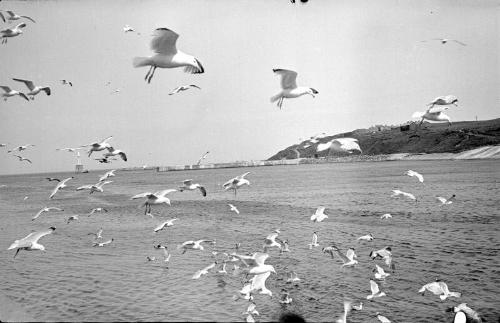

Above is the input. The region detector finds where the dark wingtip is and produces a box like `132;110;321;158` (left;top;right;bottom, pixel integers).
310;88;319;94
50;226;56;230
194;58;204;74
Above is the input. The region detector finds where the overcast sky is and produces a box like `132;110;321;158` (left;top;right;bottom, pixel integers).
0;0;498;175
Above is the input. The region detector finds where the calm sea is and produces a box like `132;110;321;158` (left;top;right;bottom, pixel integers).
0;160;499;322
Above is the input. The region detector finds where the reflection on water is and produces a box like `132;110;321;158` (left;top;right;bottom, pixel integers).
0;160;499;322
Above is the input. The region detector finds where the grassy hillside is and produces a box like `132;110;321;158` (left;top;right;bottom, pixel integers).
268;118;500;160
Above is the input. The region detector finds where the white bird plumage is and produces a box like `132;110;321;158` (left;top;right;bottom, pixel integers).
131;189;177;214
270;69;318;109
317;138;362;154
133;28;204;83
8;226;56;258
12;78;51;100
223;172;250;195
367;279;386;299
32;206;63;221
228;203;240;214
0;86;29;101
419;281;461;300
153;218;178;232
406;170;424;183
178;179;207;196
391;189;417;201
1;23;27;43
311;206;328;222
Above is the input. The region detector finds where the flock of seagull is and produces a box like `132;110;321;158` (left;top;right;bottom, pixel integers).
5;164;483;323
1;3;481;323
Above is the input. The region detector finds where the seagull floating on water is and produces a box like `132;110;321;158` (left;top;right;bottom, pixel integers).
99;169;116;182
376;312;392;323
12;78;51;100
370;246;395;269
286;271;301;284
446;303;483;323
169;84;201;95
133;28;204;83
178;179;207;196
311;206;328;222
32;206;63;221
270;69;318;109
0;86;29;101
76;180;113;194
8;226;56;258
308;231;319;249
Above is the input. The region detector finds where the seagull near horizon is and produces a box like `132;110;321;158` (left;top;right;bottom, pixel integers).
1;23;27;44
7;144;35;153
32;206;63;221
196;151;210;165
437;194;456;205
357;233;374;242
99;169;116;182
13;155;32;163
103;146;127;161
391;189;417;202
332;246;358;267
76;180;113;194
316;138;362;154
380;213;392;219
419;280;461;300
178;239;215;254
88;228;103;240
270;69;318;109
153;218;178;232
12;78;51;100
8;226;56;258
133;27;204;83
0;10;36;23
169;84;201;95
228;204;240;214
178;179;207;197
263;230;282;252
131;189;177;214
0;86;29;101
406;170;424;183
223;172;250;195
421;38;467;46
80;136;113;157
311;206;328;222
49;177;74;199
367;280;386;300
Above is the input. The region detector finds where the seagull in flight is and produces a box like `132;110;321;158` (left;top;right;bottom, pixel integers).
391;189;417;202
380;213;392;219
88;228;103;240
133;28;204;83
228;203;240;214
373;264;390;280
177;239;215;254
270;69;318;109
154;244;171;262
12;78;51;100
357;233;374;242
332;246;358;267
192;261;217;279
123;24;135;33
131;189;177;214
76;180;113;194
1;23;27;44
370;246;395;270
153;218;178;232
8;226;56;258
419;280;461;300
317;138;362;154
223;172;251;195
308;231;320;249
311;206;328;222
263;231;282;252
103;147;127;161
421;38;467;46
0;86;29;101
13;155;32;163
32;206;63;221
196;151;210;165
437;194;456;205
86;207;108;216
99;169;116;182
80;136;113;157
60;79;73;86
178;179;207;196
335;301;352;323
406;170;424;183
169;84;201;95
7;144;35;153
0;10;36;23
367;280;386;300
49;177;74;199
231;252;276;275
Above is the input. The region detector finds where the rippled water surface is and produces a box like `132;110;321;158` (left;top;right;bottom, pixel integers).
0;160;499;322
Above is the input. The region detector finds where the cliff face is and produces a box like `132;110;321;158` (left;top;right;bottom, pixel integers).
268;119;500;160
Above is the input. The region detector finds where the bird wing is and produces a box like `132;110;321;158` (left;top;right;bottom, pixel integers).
189;85;201;89
336;248;349;263
452;39;467;46
131;192;152;199
427;106;450;113
33;208;46;220
0;86;12;92
12;78;35;91
370;280;380;294
316;206;326;215
76;184;93;190
155;189;177;197
198;186;207;196
46;207;63;211
251;271;271;290
150;28;179;55
60;177;73;186
183;179;193;186
273;69;298;89
238;172;250;180
0;12;4;23
253;252;269;266
118;152;127;161
20;15;36;23
346;248;357;261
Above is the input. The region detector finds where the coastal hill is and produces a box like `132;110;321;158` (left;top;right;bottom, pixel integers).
268;118;500;160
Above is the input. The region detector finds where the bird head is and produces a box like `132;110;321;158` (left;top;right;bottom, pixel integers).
308;88;319;97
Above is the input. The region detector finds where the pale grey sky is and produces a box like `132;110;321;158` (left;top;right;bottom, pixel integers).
0;0;498;174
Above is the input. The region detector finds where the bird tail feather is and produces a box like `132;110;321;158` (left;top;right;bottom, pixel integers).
133;57;151;68
270;93;281;103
